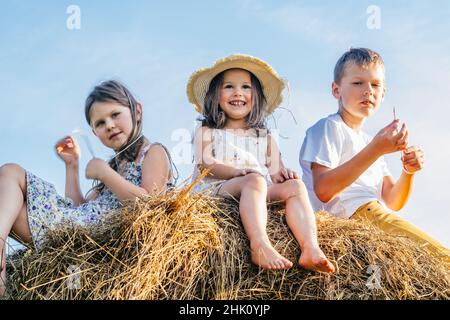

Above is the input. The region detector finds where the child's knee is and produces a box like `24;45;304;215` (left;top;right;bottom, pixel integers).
281;179;307;199
242;173;267;192
0;163;24;180
0;163;26;192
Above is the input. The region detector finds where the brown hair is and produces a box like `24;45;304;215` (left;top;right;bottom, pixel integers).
200;68;268;129
85;80;145;194
334;48;385;84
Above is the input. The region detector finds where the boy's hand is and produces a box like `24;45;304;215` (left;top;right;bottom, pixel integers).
271;168;299;184
401;146;424;174
85;158;110;181
371;119;409;156
55;136;80;166
232;168;263;178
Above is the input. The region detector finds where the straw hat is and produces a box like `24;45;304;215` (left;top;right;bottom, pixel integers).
187;54;285;114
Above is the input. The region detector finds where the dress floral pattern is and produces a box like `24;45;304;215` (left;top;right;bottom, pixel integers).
26;143;173;250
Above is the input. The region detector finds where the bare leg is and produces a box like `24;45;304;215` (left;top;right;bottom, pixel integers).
268;179;335;273
218;173;293;270
0;164;33;296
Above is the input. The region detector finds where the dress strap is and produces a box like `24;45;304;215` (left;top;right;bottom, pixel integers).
138;143;154;164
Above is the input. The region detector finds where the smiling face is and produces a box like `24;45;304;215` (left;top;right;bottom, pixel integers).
332;62;385;124
89;101;141;151
219;69;253;125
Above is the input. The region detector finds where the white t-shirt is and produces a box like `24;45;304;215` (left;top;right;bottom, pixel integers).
299;113;391;219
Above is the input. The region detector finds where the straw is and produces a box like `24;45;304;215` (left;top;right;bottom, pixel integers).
5;180;449;300
71;129;96;158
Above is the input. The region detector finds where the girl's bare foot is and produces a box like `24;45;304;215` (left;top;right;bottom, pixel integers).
250;241;293;270
299;246;335;273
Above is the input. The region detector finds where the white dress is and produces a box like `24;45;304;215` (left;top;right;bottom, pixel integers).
192;128;272;195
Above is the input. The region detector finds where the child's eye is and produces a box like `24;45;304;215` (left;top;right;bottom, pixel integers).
96;121;105;128
353;82;362;85
242;85;252;90
112;112;120;118
224;84;233;89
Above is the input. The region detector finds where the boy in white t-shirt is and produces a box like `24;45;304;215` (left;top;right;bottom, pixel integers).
299;48;448;259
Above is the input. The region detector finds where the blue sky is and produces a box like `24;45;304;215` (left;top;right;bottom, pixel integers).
1;0;449;250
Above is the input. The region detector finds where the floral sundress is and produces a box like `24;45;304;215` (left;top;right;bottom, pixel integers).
25;143;174;249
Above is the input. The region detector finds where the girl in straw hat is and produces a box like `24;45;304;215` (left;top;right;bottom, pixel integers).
188;54;335;272
0;80;177;296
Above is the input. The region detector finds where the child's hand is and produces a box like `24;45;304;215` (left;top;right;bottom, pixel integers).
55;136;80;166
401;146;424;174
232;168;262;178
371;119;409;156
271;168;299;184
85;158;110;181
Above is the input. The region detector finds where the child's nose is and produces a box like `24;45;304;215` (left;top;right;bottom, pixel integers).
363;84;374;95
233;88;244;96
105;119;115;129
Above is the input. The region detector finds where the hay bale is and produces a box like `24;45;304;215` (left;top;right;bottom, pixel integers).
6;184;450;300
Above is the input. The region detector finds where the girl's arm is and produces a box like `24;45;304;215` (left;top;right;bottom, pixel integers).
56;136;86;206
266;133;284;175
65;163;86;206
194;126;242;180
96;168;148;202
88;145;172;202
267;135;298;182
140;144;171;195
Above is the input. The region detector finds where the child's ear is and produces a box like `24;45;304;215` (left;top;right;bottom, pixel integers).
136;102;142;121
331;82;341;100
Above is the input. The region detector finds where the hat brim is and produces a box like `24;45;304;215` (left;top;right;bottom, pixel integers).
187;54;285;114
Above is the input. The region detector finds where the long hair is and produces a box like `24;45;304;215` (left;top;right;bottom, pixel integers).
200;68;268;130
85;80;145;194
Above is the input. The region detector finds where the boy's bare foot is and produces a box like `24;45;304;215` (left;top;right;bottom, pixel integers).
299;246;335;273
250;241;293;270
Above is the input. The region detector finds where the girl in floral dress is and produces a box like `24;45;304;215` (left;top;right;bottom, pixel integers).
0;80;176;296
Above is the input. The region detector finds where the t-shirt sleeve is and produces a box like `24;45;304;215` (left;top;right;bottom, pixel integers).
300;118;343;169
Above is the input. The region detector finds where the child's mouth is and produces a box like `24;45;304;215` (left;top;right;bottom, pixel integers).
361;100;373;106
229;100;246;106
109;132;122;140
